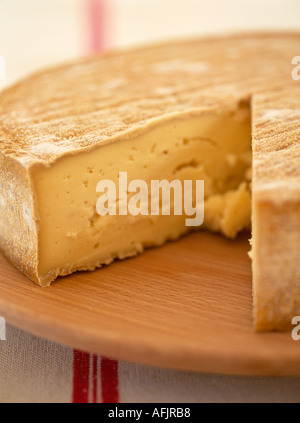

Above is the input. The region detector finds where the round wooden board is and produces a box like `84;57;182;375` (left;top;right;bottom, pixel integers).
0;231;299;376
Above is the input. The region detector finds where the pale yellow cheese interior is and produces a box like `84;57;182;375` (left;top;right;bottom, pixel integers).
31;105;252;286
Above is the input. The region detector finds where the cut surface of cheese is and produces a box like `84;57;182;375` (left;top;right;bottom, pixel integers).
0;33;299;331
32;108;251;284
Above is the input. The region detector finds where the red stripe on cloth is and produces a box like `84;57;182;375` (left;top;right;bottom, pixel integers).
92;354;98;403
88;0;107;53
101;358;119;403
72;350;90;403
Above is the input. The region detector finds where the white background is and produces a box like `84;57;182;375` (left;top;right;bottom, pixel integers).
0;0;300;87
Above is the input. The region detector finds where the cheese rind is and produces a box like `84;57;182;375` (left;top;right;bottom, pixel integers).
252;90;300;331
0;153;38;282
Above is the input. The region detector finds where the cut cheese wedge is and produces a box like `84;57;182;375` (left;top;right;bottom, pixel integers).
0;33;299;331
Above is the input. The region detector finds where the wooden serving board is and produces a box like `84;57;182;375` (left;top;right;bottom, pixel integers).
0;231;299;376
